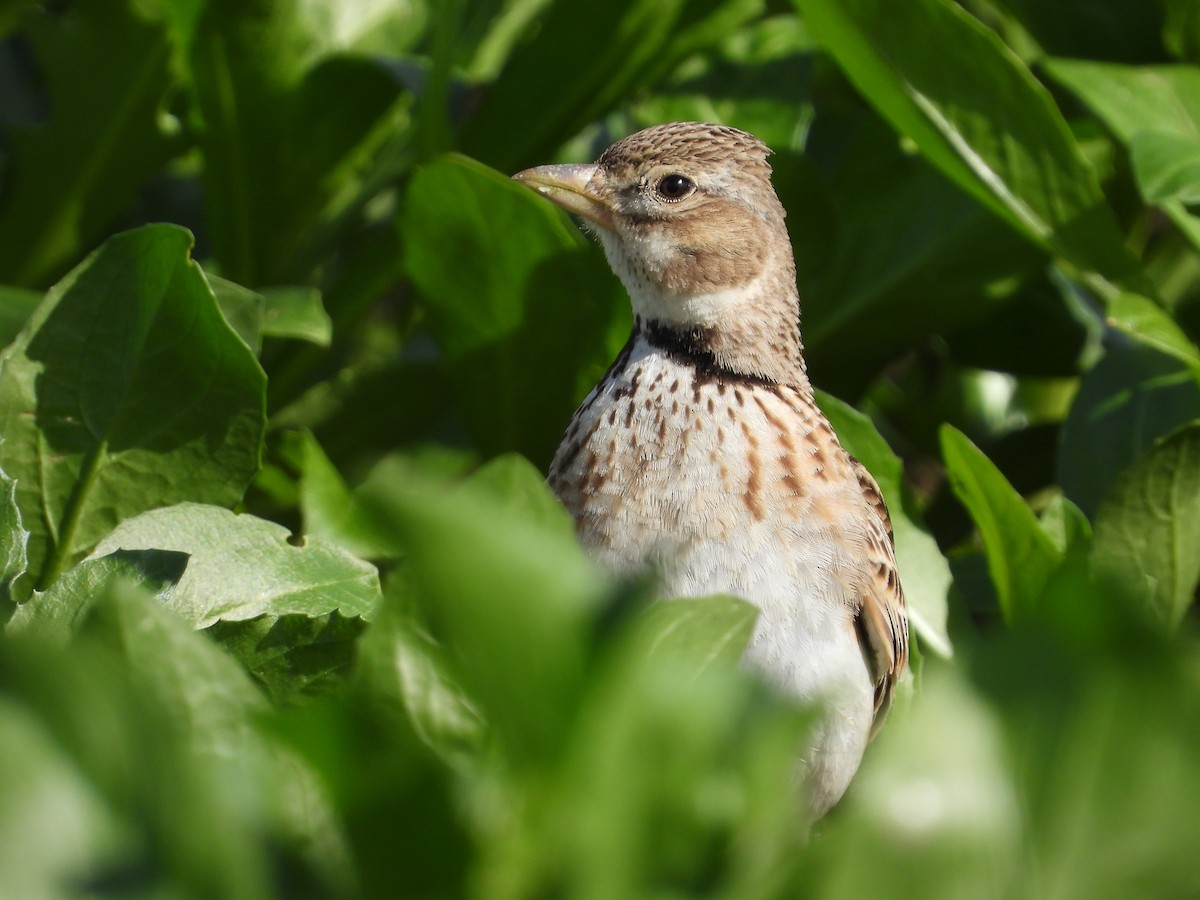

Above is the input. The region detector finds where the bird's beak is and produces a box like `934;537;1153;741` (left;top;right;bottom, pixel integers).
512;164;613;230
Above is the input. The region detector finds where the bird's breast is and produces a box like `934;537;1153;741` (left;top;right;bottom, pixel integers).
549;340;872;615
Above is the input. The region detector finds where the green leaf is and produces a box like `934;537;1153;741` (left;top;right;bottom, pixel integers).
1130;130;1200;204
940;425;1062;621
186;6;410;284
641;594;758;673
209;274;266;354
1092;424;1200;626
0;2;178;287
363;462;608;769
291;430;397;560
401;154;629;467
819;392;953;656
0;225;266;590
356;573;485;765
92;503;380;628
460;0;760;173
0;467;28;609
464;453;576;540
206;612;367;704
1044;61;1200;148
1059;345;1200;517
7;548;188;642
262;286;332;346
792;0;1145;294
0;287;41;349
1105;293;1200;374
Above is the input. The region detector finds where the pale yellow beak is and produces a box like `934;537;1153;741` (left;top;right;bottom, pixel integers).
512;164;613;230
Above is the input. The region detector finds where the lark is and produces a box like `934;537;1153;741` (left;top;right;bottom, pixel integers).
514;121;908;817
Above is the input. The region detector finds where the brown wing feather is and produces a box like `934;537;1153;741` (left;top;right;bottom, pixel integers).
848;456;909;737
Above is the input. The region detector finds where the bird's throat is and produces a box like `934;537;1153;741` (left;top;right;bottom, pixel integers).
641;318;783;387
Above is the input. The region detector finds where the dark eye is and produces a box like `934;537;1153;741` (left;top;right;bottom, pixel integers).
655;173;694;201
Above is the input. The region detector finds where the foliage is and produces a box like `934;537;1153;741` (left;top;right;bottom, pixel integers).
2;0;1199;896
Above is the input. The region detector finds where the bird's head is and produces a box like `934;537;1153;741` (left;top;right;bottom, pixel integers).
514;121;805;385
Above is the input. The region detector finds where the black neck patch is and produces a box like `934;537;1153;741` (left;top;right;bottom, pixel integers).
641;318;776;387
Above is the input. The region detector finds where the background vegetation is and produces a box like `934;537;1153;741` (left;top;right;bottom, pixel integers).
2;0;1199;896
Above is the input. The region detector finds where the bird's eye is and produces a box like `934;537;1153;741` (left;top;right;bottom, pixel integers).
655;173;694;201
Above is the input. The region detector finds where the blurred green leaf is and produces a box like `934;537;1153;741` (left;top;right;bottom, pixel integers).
793;0;1146;295
991;0;1166;63
0;1;178;287
1092;423;1200;626
940;425;1062;621
1059;345;1200;517
1037;494;1092;555
819;392;953;656
356;572;485;765
92;502;380;627
1045;59;1200;251
1130;130;1200;204
401;154;629;467
465;452;577;538
262;286;332;346
1106;292;1200;374
0;225;266;590
641;594;758;672
364;459;607;770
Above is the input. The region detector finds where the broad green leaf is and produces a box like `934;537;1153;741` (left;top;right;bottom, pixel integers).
0;2;178;287
1106;293;1200;374
0;287;40;348
798;122;1045;388
1044;60;1200;248
0;696;125;898
940;425;1062;621
991;0;1165;63
813;671;1020;897
1043;61;1200;147
0;467;28;608
526;604;809;900
363;463;607;769
641;594;758;673
357;573;485;765
92;503;380;628
401;154;629;467
291;430;397;560
209;274;266;354
1092;424;1200;625
819;392;953;656
1130;130;1200;204
0;225;266;589
1059;345;1200;517
793;0;1145;294
0;581;344;897
262;286;332;346
460;0;760;173
206;612;367;703
7;548;188;642
187;7;409;284
1038;494;1092;556
465;453;576;539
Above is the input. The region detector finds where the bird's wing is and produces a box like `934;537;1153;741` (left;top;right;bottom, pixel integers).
848;456;909;737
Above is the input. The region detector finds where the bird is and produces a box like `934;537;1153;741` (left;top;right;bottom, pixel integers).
512;121;908;817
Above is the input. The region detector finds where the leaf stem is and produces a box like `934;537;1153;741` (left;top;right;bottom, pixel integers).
36;438;108;591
